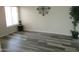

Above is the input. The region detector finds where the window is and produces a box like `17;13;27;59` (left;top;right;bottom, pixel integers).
5;6;18;27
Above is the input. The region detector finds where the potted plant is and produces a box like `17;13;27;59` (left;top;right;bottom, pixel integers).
69;6;79;39
17;20;24;31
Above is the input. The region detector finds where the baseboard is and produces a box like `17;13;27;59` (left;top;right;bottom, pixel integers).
0;30;72;40
25;30;72;40
0;31;16;38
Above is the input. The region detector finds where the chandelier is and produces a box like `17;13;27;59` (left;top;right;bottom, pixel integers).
37;6;51;16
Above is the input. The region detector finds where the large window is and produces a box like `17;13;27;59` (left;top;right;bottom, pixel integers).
5;6;18;27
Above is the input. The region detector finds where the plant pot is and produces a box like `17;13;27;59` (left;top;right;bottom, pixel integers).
17;20;24;31
71;31;79;39
17;25;24;31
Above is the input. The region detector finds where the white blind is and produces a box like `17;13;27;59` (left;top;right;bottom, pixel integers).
5;6;18;27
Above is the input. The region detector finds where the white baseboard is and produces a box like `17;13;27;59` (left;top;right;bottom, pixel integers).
0;31;16;37
25;30;71;37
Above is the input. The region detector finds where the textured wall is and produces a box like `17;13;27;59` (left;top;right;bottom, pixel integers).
19;6;73;36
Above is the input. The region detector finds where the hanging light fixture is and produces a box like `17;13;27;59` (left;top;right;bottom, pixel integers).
37;6;51;16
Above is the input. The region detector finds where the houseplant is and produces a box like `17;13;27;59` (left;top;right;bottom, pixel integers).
17;20;24;31
69;6;79;39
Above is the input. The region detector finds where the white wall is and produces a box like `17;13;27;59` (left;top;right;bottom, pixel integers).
19;6;74;36
0;6;17;37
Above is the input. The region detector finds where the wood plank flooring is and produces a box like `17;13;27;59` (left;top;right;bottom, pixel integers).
0;39;2;51
1;31;79;52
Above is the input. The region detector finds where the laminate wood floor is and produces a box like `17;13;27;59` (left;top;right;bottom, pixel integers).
1;31;79;52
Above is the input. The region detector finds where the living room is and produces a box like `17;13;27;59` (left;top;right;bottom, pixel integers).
0;6;79;52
